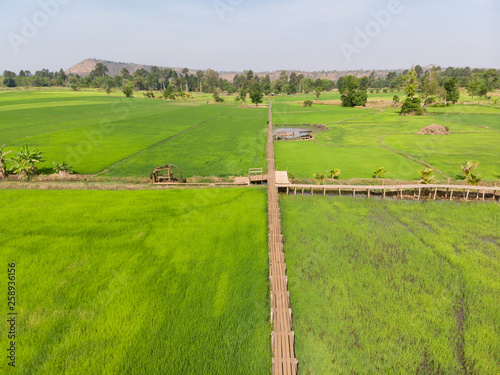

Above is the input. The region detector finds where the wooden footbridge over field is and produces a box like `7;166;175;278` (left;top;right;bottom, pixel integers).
265;101;498;375
276;183;500;201
267;103;298;374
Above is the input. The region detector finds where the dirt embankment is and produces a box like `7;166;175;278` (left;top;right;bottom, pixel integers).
417;124;450;135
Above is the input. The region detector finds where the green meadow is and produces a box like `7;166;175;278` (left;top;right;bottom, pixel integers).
106;106;268;178
280;196;500;374
0;188;271;374
272;97;500;181
0;90;267;177
2;89;498;180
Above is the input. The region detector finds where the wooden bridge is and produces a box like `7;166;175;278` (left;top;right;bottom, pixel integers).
249;168;268;183
267;104;298;374
265;102;499;375
276;183;500;202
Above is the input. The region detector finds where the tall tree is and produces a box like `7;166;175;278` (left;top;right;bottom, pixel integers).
2;70;17;87
204;69;219;93
443;77;460;104
289;72;299;86
250;82;263;106
245;69;254;82
414;65;424;77
403;68;419;100
421;70;444;107
339;75;367;107
467;79;488;102
90;63;109;78
182;68;189;91
279;70;288;85
261;74;271;95
315;87;322;101
196;70;204;92
121;68;131;80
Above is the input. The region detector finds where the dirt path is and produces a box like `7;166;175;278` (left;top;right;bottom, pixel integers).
377;133;449;179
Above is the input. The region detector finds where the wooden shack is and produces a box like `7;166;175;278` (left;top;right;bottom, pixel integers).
149;164;184;184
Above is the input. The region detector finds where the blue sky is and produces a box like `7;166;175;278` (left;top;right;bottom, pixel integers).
1;0;499;72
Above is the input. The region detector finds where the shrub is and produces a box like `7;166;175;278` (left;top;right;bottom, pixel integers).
400;98;425;116
53;161;74;175
341;90;367;107
328;168;341;179
303;100;313;107
11;145;44;180
213;93;225;103
123;85;134;98
313;173;326;185
467;173;482;185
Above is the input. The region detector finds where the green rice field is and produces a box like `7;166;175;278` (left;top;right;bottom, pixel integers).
1;89;498;181
280;196;500;374
0;90;267;177
0;188;271;374
272;99;500;181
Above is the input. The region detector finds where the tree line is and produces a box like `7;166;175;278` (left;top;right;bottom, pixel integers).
2;64;498;104
1;64;336;95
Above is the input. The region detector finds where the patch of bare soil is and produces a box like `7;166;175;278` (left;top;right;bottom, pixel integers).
313;124;329;131
304;100;342;106
417;124;450;135
364;100;392;108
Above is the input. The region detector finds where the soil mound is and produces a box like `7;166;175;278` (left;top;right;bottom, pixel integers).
417;124;449;135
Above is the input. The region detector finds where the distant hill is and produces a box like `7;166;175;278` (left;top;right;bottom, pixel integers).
65;58;404;81
65;58;190;77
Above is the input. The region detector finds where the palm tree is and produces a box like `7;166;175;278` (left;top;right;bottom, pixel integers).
418;168;435;184
373;166;387;179
313;173;326;185
466;173;482;186
11;145;44;179
0;144;12;178
328;169;341;179
460;161;479;179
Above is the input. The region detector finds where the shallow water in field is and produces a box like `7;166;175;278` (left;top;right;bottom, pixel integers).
273;127;310;139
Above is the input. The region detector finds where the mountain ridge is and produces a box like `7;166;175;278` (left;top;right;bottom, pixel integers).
65;58;405;82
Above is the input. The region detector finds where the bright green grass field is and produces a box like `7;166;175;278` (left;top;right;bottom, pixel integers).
274;141;423;180
106;107;268;178
435;114;500;132
272;102;374;125
272;103;500;181
0;90;268;177
0;189;271;374
280;196;500;374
